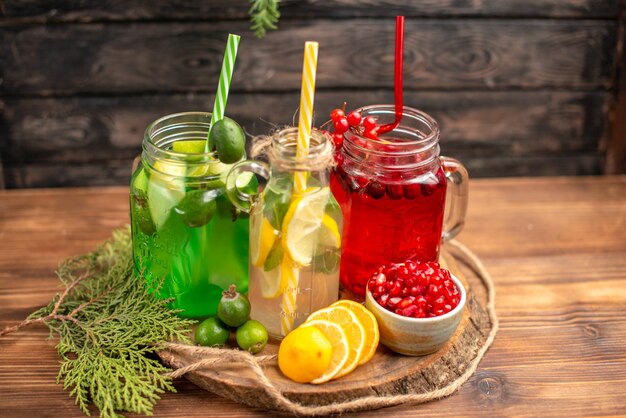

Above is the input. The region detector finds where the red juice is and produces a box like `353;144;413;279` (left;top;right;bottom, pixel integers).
330;166;447;296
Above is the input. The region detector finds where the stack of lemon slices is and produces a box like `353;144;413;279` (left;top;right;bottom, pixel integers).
278;300;380;384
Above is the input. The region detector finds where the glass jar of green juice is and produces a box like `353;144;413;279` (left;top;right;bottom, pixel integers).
130;112;255;318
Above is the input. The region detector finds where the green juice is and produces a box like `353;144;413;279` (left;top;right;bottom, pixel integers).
130;139;252;318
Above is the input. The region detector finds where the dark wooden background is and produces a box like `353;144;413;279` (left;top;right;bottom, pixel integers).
1;0;625;188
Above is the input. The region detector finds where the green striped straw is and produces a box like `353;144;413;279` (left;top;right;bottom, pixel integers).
206;33;241;151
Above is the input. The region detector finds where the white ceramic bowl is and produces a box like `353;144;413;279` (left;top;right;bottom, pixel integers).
365;274;466;356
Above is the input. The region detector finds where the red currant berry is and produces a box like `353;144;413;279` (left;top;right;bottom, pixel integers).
346;111;362;126
330;108;344;121
333;117;350;134
333;151;344;167
404;183;421;200
363;116;377;130
421;183;436;197
386;184;404;200
366;181;386;199
364;128;379;141
332;132;344;148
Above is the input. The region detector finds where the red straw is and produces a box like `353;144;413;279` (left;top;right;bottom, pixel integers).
378;16;404;135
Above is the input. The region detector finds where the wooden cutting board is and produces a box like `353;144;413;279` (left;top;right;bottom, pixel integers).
158;246;495;411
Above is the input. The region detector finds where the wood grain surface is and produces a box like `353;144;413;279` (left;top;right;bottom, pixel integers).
1;19;615;95
0;90;609;187
1;0;619;21
1;0;623;187
1;176;625;416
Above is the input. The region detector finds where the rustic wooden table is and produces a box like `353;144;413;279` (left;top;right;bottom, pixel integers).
1;176;625;417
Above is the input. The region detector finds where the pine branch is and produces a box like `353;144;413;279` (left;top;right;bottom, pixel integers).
249;0;281;38
1;227;195;418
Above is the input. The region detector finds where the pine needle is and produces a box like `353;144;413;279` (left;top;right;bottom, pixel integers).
249;0;281;38
20;227;195;418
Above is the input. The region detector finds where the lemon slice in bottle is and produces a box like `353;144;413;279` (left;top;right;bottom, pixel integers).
250;215;279;267
282;187;330;266
318;214;341;249
259;254;294;299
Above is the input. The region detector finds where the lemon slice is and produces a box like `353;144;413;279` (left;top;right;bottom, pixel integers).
319;214;341;248
251;214;279;267
305;305;366;379
259;254;293;299
147;160;187;230
282;187;331;266
331;300;380;365
301;320;350;384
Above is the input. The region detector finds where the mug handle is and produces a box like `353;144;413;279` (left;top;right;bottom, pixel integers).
441;156;469;242
225;160;270;213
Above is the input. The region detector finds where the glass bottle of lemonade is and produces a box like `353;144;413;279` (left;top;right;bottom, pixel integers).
130;112;255;318
331;105;469;297
226;128;341;338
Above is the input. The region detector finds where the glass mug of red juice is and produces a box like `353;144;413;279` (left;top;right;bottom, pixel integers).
330;105;469;297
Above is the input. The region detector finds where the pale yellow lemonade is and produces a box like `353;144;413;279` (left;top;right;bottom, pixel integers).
247;181;342;338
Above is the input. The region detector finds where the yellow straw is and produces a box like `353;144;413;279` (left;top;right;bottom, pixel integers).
280;41;319;337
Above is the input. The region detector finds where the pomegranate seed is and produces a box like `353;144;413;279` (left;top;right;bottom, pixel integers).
363;116;377;130
433;295;446;309
402;305;418;317
366;181;386;199
370;259;459;317
388;297;402;308
334;117;350;134
389;282;402;297
384;264;398;276
346;111;362;126
398;266;410;279
330;108;344;121
374;273;386;284
430;284;442;298
398;298;412;309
